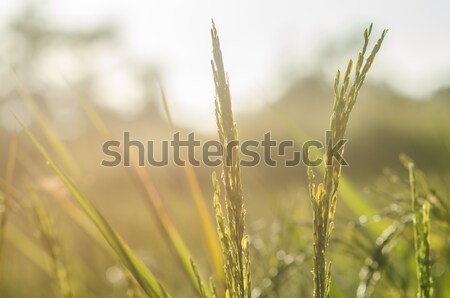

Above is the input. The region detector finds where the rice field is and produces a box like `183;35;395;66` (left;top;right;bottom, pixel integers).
0;5;449;298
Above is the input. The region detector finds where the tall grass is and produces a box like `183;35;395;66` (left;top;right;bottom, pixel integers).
16;117;169;298
73;81;214;296
307;24;387;298
27;184;74;298
5;20;447;298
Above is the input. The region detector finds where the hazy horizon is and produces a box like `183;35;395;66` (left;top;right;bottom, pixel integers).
1;0;449;130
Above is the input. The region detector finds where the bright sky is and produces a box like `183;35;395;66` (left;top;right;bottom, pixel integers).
1;0;449;130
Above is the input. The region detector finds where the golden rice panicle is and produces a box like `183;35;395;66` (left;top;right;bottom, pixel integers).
211;20;251;298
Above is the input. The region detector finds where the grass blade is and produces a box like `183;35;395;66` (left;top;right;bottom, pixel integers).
69;80;213;296
12;72;81;178
159;83;224;284
0;135;17;261
15;116;169;298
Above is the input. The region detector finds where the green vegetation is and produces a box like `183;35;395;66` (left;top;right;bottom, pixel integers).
307;24;387;298
0;19;448;298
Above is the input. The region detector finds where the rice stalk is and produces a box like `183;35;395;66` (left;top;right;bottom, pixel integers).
211;21;251;298
308;24;387;298
0;182;100;297
270;105;383;234
403;157;433;298
27;184;74;298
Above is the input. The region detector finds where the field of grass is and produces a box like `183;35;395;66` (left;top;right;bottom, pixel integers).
0;15;449;298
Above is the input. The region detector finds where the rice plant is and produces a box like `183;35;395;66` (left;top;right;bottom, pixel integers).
211;21;251;298
27;184;74;298
4;17;449;298
403;157;434;298
307;24;387;298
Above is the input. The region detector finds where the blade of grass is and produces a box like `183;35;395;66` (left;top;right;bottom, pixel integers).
15;150;114;257
23;168;147;297
12;72;81;178
15;115;169;298
159;83;224;284
129;156;210;296
0;135;17;260
12;83;146;296
68;80;212;296
67;79;110;138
